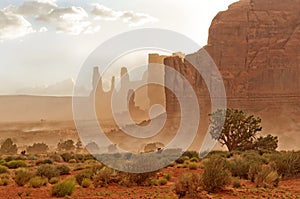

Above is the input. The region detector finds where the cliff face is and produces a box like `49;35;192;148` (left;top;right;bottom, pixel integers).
164;0;300;150
205;0;300;97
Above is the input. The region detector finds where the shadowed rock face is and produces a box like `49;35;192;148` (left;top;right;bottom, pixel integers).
164;0;300;150
205;0;300;98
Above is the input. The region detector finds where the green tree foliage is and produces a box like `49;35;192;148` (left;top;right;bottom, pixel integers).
57;140;75;151
0;138;17;155
255;134;278;151
27;143;49;154
210;109;278;152
210;109;262;151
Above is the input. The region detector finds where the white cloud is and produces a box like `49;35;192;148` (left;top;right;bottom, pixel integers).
91;4;120;20
0;1;157;40
0;10;35;40
37;6;91;35
5;0;57;17
120;11;158;27
91;4;158;26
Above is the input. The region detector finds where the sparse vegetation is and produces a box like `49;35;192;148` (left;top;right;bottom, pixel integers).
29;176;47;188
51;177;75;197
202;156;231;192
14;168;32;186
0;138;17;155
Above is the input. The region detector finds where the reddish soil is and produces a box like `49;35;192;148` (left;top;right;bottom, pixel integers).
0;165;299;199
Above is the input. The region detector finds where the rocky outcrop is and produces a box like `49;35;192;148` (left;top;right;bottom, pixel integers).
164;0;300;150
165;0;300;111
205;0;300;97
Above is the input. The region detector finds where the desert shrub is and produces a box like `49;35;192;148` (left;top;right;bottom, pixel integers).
36;164;59;180
269;152;300;179
72;154;85;163
174;173;202;198
190;157;199;162
29;176;47;188
163;173;171;181
157;177;168;185
81;178;92;188
73;164;84;171
189;163;198;170
55;165;70;175
232;178;241;188
6;160;27;169
119;171;156;187
14;168;32;186
36;159;53;165
93;167;118;188
4;155;25;162
206;150;232;159
175;156;189;164
229;156;251;179
49;154;63;162
68;159;77;164
0;165;8;174
0;160;6;165
182;151;199;159
202;156;231;193
27;155;38;161
60;153;72;162
255;164;280;188
27;143;49;154
248;162;263;182
75;170;93;185
49;177;60;184
52;178;75;197
0;174;9;186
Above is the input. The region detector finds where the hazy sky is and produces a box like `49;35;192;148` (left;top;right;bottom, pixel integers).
0;0;238;95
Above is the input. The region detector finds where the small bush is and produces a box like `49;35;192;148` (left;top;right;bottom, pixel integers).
55;165;70;175
182;151;199;159
202;156;231;193
157;177;167;185
255;164;280;188
0;165;8;174
163;173;171;181
248;162;263;182
270;152;300;179
0;174;9;186
36;164;59;180
52;178;75;197
190;157;199;162
73;164;84;171
49;177;60;185
75;170;93;185
29;176;47;188
229;157;251;179
49;154;63;162
119;171;156;187
14;168;32;186
36;159;53;166
60;153;72;162
6;160;27;169
174;173;202;198
93;167;117;188
175;156;189;164
81;178;92;188
68;159;76;164
0;160;6;165
189;163;198;170
232;178;241;188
